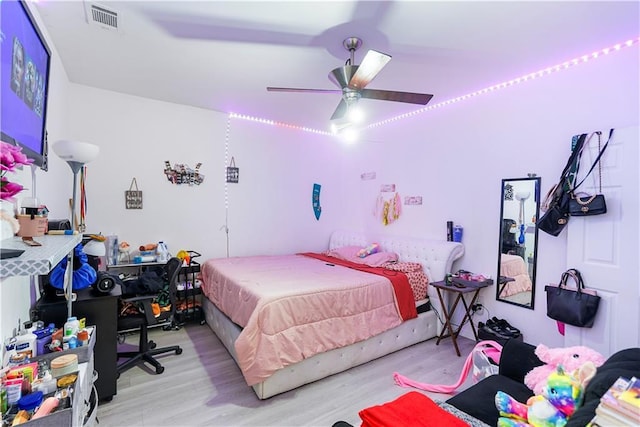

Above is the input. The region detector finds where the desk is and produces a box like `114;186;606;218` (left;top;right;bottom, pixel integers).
34;285;122;401
432;279;492;356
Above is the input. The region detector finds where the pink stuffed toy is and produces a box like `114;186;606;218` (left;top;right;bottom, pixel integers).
524;344;606;395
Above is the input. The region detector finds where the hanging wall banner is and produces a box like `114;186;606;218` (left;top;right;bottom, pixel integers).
312;183;322;220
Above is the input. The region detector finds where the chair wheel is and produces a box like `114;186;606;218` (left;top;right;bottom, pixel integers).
156;366;164;374
149;341;157;349
176;348;183;355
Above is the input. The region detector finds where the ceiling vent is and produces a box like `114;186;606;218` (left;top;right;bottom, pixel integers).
84;2;119;31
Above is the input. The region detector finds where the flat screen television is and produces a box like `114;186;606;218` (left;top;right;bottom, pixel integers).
1;0;51;170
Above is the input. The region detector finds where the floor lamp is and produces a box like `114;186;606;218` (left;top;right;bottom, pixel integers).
53;140;100;317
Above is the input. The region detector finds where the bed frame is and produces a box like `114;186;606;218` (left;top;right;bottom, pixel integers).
202;230;464;399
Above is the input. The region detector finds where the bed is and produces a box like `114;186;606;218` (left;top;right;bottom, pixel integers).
200;230;464;399
498;253;532;298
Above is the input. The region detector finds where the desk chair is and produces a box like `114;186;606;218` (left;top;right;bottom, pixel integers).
117;257;183;375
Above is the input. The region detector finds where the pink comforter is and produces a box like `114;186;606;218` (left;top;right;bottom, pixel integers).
499;254;532;297
201;254;408;386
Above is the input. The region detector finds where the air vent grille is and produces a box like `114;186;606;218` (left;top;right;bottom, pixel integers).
84;2;119;31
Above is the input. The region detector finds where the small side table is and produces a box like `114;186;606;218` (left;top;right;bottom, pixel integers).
432;278;492;356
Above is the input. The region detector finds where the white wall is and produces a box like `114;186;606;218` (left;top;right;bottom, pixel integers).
63;85;355;261
346;46;639;347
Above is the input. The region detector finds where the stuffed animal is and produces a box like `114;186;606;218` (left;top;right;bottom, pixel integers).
524;344;605;395
496;362;597;427
357;243;380;258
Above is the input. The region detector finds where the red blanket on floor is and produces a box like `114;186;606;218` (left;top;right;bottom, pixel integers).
359;392;468;427
299;252;417;321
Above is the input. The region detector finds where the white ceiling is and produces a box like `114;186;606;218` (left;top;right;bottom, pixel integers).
34;1;639;132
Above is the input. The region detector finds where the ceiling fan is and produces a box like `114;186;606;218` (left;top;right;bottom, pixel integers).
267;37;434;124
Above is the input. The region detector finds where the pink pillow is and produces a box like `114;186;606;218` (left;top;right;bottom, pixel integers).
327;246;398;267
361;251;399;267
326;246;362;261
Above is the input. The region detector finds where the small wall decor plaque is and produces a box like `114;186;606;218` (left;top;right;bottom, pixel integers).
164;161;205;186
125;178;143;209
226;157;239;183
360;171;376;180
404;196;423;206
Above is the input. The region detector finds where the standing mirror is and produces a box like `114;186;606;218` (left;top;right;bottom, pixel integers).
497;177;541;309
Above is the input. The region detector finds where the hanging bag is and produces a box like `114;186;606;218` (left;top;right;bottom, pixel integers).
545;268;600;328
538;133;588;236
568;129;613;216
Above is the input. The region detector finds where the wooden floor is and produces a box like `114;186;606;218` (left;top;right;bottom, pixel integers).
97;323;477;427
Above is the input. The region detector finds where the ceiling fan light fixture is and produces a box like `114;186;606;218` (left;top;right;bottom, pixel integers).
346;103;365;124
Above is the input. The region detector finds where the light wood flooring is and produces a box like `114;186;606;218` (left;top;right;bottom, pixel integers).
97;323;477;427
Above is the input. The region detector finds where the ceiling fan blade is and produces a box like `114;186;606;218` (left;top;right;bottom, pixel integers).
360;89;433;105
348;50;391;89
330;99;348;121
267;87;342;94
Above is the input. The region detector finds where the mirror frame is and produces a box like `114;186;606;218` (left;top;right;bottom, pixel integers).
496;177;541;309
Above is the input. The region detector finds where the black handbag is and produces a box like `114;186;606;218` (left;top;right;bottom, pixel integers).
545;268;601;328
568;129;613;217
539;133;588;236
569;194;607;216
538;185;571;236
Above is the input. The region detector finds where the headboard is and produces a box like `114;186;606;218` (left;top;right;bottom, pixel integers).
329;230;464;282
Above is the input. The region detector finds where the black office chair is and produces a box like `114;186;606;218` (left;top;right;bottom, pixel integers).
116;257;183;375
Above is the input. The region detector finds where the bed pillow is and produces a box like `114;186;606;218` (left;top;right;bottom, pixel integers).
326;246;362;261
360;251;399;267
327;246;398;267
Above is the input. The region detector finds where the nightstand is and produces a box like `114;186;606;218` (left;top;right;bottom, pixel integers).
431;278;492;356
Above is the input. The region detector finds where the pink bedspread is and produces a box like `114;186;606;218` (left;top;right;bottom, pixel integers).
200;254;408;386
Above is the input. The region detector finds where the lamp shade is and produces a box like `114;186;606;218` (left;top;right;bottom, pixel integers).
53;140;99;164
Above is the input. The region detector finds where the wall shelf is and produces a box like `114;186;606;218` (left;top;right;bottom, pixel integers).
0;234;81;278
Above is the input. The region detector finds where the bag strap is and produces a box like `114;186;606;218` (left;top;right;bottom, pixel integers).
393;340;503;393
560;268;585;292
572;129;614;192
129;178;138;191
559;133;588;185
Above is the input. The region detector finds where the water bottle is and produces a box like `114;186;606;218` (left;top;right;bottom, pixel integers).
157;241;169;263
64;316;80;337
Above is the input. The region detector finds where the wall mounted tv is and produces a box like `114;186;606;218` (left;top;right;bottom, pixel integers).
1;0;51;170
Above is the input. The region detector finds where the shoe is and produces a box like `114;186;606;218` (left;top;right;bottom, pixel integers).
478;321;512;340
490;317;521;336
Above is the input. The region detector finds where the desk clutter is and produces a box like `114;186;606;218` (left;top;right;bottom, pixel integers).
446;269;493;288
1;319;95;426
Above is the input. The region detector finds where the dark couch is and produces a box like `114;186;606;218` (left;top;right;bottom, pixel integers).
446;339;640;426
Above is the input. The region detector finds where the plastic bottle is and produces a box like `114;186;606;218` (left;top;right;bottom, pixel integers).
453;225;463;243
156;241;169;263
63;316;80;337
14;329;37;358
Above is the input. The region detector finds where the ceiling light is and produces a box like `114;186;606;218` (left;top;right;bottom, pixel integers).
346;103;365;123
